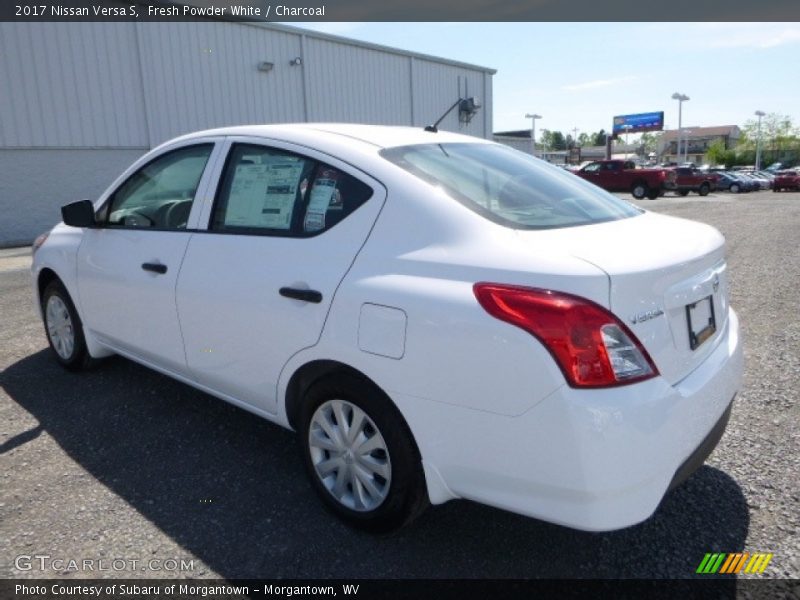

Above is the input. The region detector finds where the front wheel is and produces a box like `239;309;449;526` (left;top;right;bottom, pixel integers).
730;183;740;194
299;374;428;532
42;281;93;371
646;187;661;200
699;183;710;196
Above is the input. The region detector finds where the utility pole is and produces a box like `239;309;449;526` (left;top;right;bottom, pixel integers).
525;113;542;157
671;92;690;164
755;110;766;170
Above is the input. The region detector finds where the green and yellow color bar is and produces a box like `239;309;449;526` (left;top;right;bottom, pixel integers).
696;552;773;574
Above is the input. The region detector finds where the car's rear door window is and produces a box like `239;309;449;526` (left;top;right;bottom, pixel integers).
211;144;372;236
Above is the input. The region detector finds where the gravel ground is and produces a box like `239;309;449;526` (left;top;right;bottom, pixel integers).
0;190;798;581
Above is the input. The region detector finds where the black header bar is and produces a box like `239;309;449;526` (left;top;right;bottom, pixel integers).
2;0;800;22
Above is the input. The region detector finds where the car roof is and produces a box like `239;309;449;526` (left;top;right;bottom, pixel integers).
172;123;489;150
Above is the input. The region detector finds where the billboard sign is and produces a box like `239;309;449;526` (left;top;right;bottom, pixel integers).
612;112;664;134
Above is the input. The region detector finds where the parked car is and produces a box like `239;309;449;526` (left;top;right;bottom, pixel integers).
740;172;771;190
773;170;800;191
756;170;776;180
31;124;742;532
574;160;677;200
715;172;749;193
671;167;716;196
765;161;797;172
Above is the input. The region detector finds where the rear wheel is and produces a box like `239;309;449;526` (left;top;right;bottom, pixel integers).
42;281;92;371
631;182;648;200
699;183;710;196
646;187;661;200
299;374;428;532
730;183;740;194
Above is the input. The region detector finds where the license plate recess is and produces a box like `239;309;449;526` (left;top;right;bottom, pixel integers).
686;295;716;350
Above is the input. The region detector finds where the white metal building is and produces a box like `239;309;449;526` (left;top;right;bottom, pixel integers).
0;21;494;246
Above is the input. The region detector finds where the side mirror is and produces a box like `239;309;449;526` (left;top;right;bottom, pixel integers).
61;200;96;228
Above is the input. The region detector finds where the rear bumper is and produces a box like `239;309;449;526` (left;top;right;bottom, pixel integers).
667;395;734;492
404;308;743;531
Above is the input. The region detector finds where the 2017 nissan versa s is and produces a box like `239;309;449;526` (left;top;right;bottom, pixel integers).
31;124;743;532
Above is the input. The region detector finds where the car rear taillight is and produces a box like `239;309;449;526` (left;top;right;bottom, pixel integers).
473;283;659;388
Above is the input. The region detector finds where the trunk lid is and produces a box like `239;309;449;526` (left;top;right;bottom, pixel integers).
516;212;729;384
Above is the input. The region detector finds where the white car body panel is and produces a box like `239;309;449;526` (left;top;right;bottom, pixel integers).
176;136;388;413
74;138;226;374
31;124;744;531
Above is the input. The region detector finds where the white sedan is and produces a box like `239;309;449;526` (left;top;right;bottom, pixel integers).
31;124;742;532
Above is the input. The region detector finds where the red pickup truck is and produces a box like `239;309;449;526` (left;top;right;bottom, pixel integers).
574;160;677;200
671;167;717;196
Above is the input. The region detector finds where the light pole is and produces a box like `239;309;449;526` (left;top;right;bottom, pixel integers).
525;113;542;157
571;127;579;163
622;124;632;159
682;130;692;164
671;92;689;164
755;110;766;170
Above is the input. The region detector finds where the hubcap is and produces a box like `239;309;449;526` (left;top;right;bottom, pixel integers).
46;295;75;360
308;399;391;512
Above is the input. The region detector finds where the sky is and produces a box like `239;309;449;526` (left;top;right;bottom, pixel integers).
288;22;799;139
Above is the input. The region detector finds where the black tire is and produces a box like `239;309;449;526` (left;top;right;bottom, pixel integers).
631;181;648;200
679;190;690;197
730;183;740;194
298;373;428;532
699;183;710;196
41;280;93;371
646;187;661;200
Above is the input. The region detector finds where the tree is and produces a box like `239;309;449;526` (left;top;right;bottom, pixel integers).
738;113;800;166
592;129;607;146
639;132;662;155
541;130;566;151
740;113;796;146
706;139;735;168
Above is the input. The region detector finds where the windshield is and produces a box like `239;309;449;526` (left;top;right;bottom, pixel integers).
380;143;642;230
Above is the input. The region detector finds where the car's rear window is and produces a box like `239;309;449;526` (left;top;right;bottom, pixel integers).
380;143;641;230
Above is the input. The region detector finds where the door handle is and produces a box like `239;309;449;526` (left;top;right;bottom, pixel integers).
279;287;322;303
141;262;168;274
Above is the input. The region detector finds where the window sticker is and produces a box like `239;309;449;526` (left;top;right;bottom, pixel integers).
225;164;270;226
304;169;342;232
304;181;332;232
303;211;326;232
316;168;344;210
307;179;336;212
225;157;304;230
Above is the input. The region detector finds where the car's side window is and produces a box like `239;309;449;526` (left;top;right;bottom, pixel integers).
211;143;372;236
102;144;214;230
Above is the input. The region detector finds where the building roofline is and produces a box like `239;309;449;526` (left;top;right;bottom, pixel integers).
194;17;497;75
660;125;741;139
